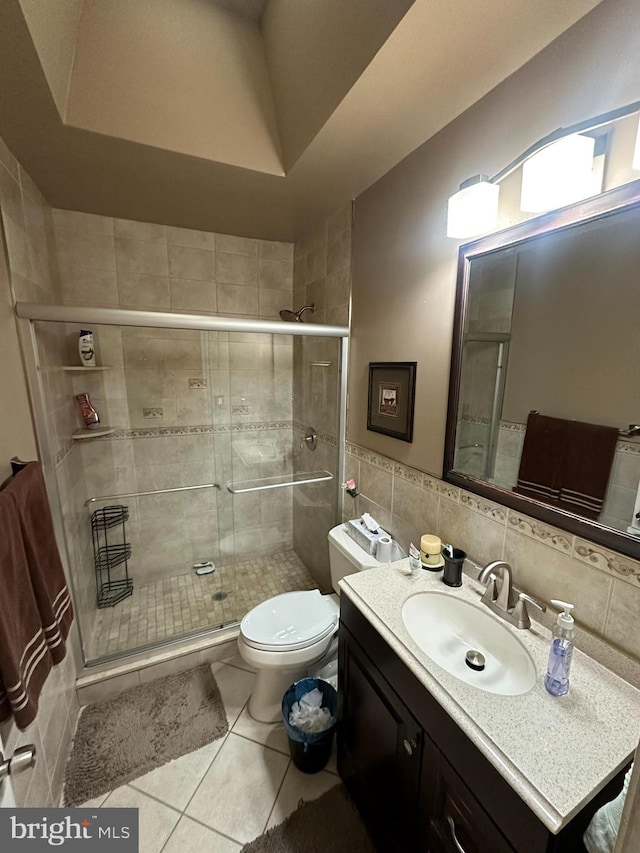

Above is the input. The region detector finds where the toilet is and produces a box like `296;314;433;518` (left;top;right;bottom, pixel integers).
237;522;380;722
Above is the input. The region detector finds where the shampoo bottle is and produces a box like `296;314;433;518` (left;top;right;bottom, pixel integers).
78;329;96;367
544;600;575;697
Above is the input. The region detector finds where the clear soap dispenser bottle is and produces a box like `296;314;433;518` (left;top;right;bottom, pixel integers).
544;600;575;697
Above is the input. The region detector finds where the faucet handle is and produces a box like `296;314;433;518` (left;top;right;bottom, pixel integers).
512;592;546;629
480;572;498;605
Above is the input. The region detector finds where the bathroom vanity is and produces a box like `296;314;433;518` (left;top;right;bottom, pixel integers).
337;564;640;852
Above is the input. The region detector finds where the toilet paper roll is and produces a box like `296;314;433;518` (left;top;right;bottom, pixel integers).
376;535;393;563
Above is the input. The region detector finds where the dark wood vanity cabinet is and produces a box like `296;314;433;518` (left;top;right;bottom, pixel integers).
337;596;626;853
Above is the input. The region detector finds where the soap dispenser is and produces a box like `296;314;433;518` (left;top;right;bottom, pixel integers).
544;600;575;697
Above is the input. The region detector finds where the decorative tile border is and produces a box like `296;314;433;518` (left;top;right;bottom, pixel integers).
90;421;294;441
345;443;395;472
293;422;337;447
55;439;76;467
394;462;423;486
507;511;573;555
574;538;640;587
422;474;441;496
499;421;527;433
461;415;490;426
460;491;507;524
437;481;460;502
617;441;640;456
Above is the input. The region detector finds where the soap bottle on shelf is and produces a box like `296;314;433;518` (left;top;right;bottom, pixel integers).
78;329;96;367
76;393;100;429
544;600;575;697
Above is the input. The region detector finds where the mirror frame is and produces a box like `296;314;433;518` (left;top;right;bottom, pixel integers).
444;177;640;560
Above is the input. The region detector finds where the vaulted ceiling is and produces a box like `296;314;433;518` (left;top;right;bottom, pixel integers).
0;0;603;239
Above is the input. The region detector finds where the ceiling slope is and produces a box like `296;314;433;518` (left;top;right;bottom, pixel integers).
0;0;604;240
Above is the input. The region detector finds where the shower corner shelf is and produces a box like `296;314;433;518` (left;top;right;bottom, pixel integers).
90;503;133;609
72;426;116;440
63;365;112;372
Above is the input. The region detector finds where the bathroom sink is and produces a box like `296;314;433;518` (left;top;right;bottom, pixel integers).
402;592;536;696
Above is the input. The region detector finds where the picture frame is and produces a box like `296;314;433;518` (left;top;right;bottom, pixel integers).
367;362;417;442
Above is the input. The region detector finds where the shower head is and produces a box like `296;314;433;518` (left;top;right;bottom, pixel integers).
279;304;315;322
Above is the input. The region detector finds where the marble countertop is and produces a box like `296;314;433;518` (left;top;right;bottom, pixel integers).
340;560;640;834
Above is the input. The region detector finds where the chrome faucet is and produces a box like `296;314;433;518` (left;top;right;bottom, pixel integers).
478;560;545;629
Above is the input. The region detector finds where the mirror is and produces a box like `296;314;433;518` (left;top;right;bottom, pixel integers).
444;179;640;560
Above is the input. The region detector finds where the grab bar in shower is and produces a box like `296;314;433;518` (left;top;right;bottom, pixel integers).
227;471;333;494
85;482;222;506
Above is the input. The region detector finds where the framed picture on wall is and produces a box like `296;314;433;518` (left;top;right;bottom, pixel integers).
367;362;417;442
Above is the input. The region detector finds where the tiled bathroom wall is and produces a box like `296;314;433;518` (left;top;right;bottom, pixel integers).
291;204;352;588
0;136;80;806
345;440;640;667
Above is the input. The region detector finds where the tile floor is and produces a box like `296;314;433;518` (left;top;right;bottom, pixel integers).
91;550;318;659
76;655;340;852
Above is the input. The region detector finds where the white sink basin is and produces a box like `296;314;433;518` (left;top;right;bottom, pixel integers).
402;592;537;696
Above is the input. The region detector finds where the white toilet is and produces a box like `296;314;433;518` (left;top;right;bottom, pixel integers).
237;522;380;722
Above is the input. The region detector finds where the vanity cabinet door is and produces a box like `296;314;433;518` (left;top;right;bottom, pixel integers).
339;626;423;853
422;739;515;853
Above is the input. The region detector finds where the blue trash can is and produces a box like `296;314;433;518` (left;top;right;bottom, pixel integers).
282;677;338;774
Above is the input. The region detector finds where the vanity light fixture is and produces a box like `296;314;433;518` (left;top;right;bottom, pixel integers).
446;175;499;239
520;134;596;213
633;116;640;171
447;99;640;238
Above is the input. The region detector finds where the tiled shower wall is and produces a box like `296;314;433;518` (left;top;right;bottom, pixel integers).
47;212;299;656
0;136;80;807
291;204;352;588
345;440;640;668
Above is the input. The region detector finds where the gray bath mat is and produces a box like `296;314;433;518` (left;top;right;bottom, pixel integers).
240;785;376;853
64;664;228;806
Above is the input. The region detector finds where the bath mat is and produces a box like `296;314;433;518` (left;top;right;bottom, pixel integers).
240;785;376;853
64;663;228;806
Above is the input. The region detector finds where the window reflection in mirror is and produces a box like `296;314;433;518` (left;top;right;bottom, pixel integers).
447;182;640;558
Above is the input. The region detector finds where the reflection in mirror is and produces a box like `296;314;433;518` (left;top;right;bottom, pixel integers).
446;181;640;559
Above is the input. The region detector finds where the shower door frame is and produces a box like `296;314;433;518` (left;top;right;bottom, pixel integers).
16;302;349;666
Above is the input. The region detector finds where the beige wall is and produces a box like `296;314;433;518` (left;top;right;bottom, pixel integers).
262;0;413;170
67;0;283;175
349;0;640;476
18;0;83;119
0;133;80;808
0;154;38;480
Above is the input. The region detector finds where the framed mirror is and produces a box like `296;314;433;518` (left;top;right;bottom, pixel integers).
444;178;640;560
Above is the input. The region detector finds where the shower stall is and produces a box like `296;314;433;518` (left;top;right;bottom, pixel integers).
16;303;348;667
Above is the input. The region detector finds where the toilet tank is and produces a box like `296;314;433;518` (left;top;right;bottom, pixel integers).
328;523;380;593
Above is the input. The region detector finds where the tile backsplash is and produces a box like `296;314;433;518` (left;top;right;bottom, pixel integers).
345;441;640;666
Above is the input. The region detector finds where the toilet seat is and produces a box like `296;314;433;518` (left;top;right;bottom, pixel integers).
240;590;339;652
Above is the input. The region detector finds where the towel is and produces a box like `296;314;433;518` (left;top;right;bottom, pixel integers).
558;420;618;520
584;763;633;853
515;413;568;503
0;491;53;729
7;462;73;664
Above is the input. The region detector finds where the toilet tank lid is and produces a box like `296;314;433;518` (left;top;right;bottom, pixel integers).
328;523;380;568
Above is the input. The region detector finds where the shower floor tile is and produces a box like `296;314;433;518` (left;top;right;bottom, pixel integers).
89;549;318;660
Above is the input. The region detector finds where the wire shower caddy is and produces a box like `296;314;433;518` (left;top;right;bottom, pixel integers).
91;504;133;607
